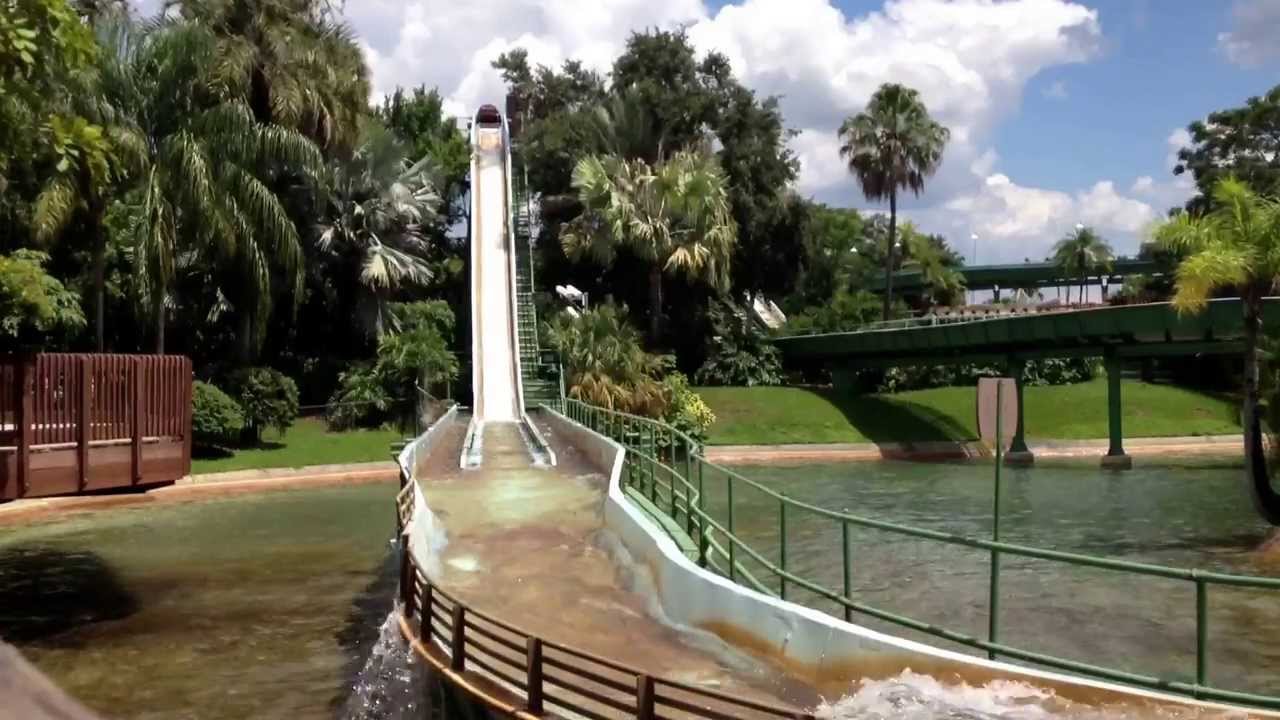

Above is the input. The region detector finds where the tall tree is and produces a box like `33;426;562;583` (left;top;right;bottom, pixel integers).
375;86;469;222
168;0;369;154
317;120;441;338
1173;84;1280;214
1154;177;1280;523
561;149;736;340
901;224;965;309
838;83;950;320
96;17;322;354
1049;226;1113;304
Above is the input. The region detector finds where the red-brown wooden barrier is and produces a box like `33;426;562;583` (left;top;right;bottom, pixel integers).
0;353;192;501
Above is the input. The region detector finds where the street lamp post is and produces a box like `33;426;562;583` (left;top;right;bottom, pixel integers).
969;233;979;306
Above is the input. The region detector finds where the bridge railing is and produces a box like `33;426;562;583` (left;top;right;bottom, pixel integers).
555;397;1280;711
395;482;812;720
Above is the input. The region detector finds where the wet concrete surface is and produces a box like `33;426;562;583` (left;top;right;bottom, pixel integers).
414;417;819;711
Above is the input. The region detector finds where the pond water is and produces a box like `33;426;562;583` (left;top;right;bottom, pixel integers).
713;460;1280;700
0;483;419;720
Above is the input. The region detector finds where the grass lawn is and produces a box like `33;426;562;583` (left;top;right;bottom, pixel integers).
191;417;405;475
697;380;1240;446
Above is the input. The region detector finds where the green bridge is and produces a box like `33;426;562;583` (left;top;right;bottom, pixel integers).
774;298;1278;466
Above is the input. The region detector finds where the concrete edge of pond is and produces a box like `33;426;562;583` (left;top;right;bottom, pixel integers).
540;408;1275;716
0;461;399;526
0;642;104;720
708;434;1244;465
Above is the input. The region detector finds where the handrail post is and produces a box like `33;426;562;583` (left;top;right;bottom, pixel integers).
635;675;655;720
842;520;852;622
15;355;32;497
697;458;707;568
130;357;142;484
526;637;544;715
450;604;466;671
988;381;1004;660
77;356;89;492
779;498;788;600
1195;577;1208;689
727;472;736;582
400;547;415;618
420;583;432;642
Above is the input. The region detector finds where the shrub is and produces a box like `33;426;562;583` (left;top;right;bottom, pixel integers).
326;364;396;430
663;372;715;447
543;304;671;416
324;301;459;431
191;381;243;448
229;367;299;443
695;301;782;387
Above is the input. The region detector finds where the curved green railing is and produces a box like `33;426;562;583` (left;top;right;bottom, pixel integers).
549;398;1280;711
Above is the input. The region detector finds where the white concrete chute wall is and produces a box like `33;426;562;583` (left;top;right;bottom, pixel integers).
468;109;520;423
539;408;1278;717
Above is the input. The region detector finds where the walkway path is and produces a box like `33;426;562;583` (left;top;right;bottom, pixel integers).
412;417;818;711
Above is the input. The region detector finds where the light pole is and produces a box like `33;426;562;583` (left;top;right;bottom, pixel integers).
969;233;979;305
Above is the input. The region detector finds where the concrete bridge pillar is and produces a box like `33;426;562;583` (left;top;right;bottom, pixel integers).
1004;356;1034;466
1102;347;1133;469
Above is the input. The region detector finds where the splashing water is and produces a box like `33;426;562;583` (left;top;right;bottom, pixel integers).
814;670;1249;720
340;609;424;720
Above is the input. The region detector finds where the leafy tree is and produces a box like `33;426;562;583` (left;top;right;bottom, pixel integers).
694;300;782;387
901;224;965;308
1049;226;1113;304
96;17;322;355
562;149;736;340
786;289;883;334
543;304;670;415
790;203;868;311
168;0;369;154
326;300;458;429
838;83;950;320
375;85;470;222
1173;84;1280;214
1154;177;1280;521
317;120;441;338
0;248;84;341
229;366;299;443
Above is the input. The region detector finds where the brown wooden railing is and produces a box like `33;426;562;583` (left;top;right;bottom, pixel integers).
395;486;813;720
1;353;192;500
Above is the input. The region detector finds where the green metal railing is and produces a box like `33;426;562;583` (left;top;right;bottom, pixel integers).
550;397;1280;711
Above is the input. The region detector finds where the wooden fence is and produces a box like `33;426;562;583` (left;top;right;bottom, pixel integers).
0;353;192;500
395;486;813;720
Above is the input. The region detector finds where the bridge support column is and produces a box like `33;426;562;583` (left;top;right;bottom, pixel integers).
1004;356;1034;466
1102;348;1132;469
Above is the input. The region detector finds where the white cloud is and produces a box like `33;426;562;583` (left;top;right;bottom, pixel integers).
1042;80;1068;100
1218;0;1280;67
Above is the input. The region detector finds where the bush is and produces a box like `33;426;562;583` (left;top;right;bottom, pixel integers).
229;367;299;443
663;372;715;447
695;301;782;387
191;381;243;448
543;304;671;416
326;364;396;431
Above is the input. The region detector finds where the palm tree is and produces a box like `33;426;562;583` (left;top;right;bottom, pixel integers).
168;0;369;154
901;226;965;308
561;148;736;340
543;303;669;416
97;16;322;354
317;121;441;338
1050;226;1113;304
1154;177;1280;522
838;83;950;321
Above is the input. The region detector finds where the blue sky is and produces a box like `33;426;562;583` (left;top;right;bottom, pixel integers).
994;0;1277;197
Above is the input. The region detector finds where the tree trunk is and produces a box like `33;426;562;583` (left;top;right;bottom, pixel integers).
153;289;165;355
239;311;254;365
882;189;897;321
1241;288;1280;524
648;265;663;342
91;215;106;353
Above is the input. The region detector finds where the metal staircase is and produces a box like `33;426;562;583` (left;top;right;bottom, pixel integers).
510;150;561;410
